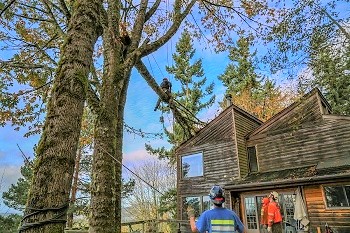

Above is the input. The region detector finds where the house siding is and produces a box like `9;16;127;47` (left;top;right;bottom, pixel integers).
247;117;350;172
176;108;239;219
304;184;350;232
233;110;261;178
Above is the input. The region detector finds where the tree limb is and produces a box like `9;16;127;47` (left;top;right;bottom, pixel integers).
58;0;71;20
135;60;198;138
41;0;66;37
145;0;161;23
0;0;16;17
139;0;196;57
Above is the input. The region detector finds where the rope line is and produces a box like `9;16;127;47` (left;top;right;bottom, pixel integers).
19;203;68;232
100;147;165;196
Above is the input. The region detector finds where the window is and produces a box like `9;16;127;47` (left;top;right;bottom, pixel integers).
247;146;258;173
324;185;350;208
181;152;203;178
182;195;211;220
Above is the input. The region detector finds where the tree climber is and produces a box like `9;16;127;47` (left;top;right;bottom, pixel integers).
154;77;172;111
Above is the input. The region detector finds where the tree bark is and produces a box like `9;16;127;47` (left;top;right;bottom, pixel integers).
67;147;82;229
20;0;102;232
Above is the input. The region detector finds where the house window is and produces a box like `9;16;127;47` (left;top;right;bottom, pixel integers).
182;195;211;219
247;146;258;172
181;152;203;178
324;185;350;208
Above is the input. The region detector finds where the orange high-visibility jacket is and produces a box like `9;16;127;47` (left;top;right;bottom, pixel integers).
267;201;282;226
260;197;269;225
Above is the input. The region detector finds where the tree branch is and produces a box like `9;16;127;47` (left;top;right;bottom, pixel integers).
145;0;161;23
0;0;16;17
130;0;148;49
58;0;71;20
140;0;196;57
41;0;66;37
135;60;199;138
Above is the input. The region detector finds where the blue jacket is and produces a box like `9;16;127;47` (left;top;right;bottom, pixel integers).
196;207;245;233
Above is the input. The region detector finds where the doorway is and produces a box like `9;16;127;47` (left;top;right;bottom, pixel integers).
243;193;297;233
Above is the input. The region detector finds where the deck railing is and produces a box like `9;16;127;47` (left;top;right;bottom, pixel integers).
65;219;191;233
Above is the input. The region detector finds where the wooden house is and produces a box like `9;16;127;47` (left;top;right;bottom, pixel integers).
176;88;350;233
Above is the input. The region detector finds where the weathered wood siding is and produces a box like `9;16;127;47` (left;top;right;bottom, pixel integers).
233;109;261;178
176;108;238;220
176;106;262;220
247;115;350;172
251;92;324;137
304;184;350;232
177;108;239;196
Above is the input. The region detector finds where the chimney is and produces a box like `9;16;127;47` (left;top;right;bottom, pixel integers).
225;94;232;107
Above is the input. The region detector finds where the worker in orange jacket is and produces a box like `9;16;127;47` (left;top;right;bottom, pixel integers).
260;196;270;233
267;191;283;233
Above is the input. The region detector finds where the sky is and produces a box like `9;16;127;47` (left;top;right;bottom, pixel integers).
0;34;230;214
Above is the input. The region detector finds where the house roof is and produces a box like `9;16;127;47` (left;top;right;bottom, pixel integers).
175;103;263;152
246;88;331;139
225;163;350;191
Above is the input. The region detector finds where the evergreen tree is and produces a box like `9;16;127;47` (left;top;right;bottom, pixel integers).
2;163;32;211
308;30;350;115
147;30;215;162
165;30;215;144
146;30;215;220
219;36;286;121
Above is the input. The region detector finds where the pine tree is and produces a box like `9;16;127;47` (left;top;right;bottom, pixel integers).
165;30;215;144
308;30;350;115
147;30;215;163
219;36;286;121
146;31;215;220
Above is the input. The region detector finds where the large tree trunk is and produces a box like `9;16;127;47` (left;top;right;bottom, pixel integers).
67;147;82;229
89;44;133;233
20;1;102;232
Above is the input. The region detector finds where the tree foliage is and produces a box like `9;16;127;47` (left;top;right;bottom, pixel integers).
262;0;349;76
0;214;22;233
2;163;32;211
219;36;287;121
307;29;350;115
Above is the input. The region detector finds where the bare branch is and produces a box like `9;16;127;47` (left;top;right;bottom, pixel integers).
131;0;148;49
58;0;71;20
135;60;200;138
0;0;16;17
145;0;161;22
140;0;196;57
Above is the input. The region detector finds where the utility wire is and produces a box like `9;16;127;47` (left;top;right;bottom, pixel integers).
100;147;165;196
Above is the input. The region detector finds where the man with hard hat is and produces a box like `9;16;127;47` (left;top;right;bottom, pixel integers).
267;191;283;233
187;185;245;233
154;77;172;111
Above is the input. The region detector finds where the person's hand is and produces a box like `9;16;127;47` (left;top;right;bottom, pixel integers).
267;226;272;233
187;206;195;218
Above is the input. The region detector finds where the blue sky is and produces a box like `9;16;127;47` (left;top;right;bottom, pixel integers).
0;35;230;214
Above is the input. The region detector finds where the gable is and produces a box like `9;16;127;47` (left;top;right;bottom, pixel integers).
176;107;235;154
248;88;329;138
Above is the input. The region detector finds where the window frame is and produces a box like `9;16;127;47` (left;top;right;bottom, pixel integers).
181;151;204;179
182;195;211;220
247;146;258;173
323;184;350;209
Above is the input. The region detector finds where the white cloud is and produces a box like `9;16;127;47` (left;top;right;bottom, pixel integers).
0;165;22;214
122;149;154;164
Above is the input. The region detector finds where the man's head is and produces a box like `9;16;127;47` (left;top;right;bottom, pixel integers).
269;191;279;201
163;77;168;81
209;185;225;206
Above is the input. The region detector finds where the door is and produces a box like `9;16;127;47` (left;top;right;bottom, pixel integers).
243;192;298;233
244;196;260;233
